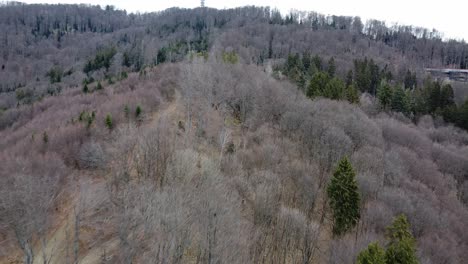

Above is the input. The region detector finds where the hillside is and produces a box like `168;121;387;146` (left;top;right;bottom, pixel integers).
0;3;468;264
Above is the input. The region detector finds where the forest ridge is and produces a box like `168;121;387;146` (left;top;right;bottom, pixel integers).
0;3;468;264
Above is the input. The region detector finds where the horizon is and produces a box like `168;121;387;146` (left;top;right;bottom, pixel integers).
13;0;468;41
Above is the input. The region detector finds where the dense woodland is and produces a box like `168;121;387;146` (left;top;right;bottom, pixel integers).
0;2;468;264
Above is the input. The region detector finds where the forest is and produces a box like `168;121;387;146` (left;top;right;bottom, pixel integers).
0;2;468;264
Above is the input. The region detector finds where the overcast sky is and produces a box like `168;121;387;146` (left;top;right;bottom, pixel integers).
22;0;468;40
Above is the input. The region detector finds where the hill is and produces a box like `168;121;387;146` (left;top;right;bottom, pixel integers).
0;3;468;264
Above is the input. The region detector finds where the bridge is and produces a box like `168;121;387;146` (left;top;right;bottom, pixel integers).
425;68;468;82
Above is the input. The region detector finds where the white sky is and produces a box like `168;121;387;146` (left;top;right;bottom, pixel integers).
21;0;468;40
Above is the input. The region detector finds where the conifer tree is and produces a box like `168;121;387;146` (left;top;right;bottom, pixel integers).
105;114;113;130
135;105;142;119
327;57;336;77
345;69;354;87
96;81;103;90
356;243;386;264
377;80;393;109
324;77;345;100
327;157;360;236
307;72;330;98
346;84;360;104
385;214;419;264
42;131;48;144
83;83;89;93
391;86;409;114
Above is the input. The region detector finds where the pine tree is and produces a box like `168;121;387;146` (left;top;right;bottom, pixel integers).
440;84;455;108
135;105;142;119
391;86;410;114
356;243;386;264
324;77;345;100
83;83;89;93
327;57;336;77
327;157;360;236
345;69;354;87
312;55;323;71
307;72;330;98
105;114;113;130
42;131;48;144
377;80;393;109
385;214;419;264
346;84;360;104
96;81;103;90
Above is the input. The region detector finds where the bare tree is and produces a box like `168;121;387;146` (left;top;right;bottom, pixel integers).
0;155;65;264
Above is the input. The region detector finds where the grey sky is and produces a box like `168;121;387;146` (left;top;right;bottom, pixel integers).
22;0;468;40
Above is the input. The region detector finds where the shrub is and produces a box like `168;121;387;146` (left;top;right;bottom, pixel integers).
78;141;105;169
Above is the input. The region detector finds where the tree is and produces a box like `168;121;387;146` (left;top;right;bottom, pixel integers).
42;131;48;144
312;55;323;71
307;72;330;98
345;69;354;87
346;84;360;104
327;57;336;77
83;83;89;93
404;70;417;89
377;80;393;109
324;77;345;100
96;81;103;90
391;86;410;114
135;105;142;119
357;243;386;264
440;84;454;108
105;114;113;130
327;157;360;236
385;214;419;264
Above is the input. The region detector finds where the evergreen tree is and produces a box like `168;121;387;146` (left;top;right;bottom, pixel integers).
427;81;442;113
404;70;417;89
302;52;312;72
440;84;455;108
327;57;336;77
368;59;381;95
345;69;354;87
96;81;103;90
391;86;409;114
79;111;85;121
86;111;95;129
312;55;323;71
327;157;361;236
135;105;142;119
346;84;360;104
83;83;89;93
385;214;419;264
42;131;48;144
377;80;393;109
324;77;345;100
354;58;371;93
105;114;113;130
357;243;386;264
307;72;330;98
87;115;93;128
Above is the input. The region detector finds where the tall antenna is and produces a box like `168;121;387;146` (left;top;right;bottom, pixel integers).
201;0;205;8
